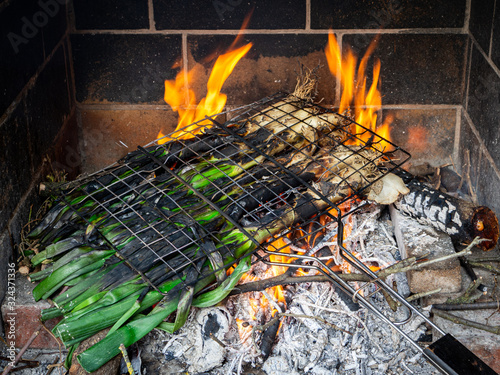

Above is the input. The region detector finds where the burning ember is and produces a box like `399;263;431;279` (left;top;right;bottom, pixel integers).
235;238;291;336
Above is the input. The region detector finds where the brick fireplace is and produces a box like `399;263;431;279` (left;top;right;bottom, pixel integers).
1;0;499;346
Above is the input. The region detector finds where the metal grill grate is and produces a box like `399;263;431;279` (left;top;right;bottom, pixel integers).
55;93;410;293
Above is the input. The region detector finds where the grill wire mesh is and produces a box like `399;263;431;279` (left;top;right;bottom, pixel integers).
55;93;410;294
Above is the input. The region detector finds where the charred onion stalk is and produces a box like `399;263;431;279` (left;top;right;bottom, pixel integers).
26;81;409;372
394;172;499;251
75;150;405;372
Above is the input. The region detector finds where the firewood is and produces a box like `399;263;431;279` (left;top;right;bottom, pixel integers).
432;301;500;311
394;171;499;251
431;309;500;336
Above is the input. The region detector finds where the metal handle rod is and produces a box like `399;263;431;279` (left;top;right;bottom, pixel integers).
262;250;453;374
263;250;425;351
335;216;447;335
350;281;413;326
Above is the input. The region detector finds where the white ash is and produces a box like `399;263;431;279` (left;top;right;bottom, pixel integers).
341;205;410;298
398;214;442;251
261;282;437;375
160;307;233;373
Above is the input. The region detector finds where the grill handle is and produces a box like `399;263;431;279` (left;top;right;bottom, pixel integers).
424;334;498;375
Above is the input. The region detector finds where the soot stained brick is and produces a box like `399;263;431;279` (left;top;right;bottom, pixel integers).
154;0;305;30
0;0;68;115
491;6;500;69
187;34;335;105
0;102;31;232
311;0;466;29
73;0;149;30
384;108;456;168
469;0;495;55
343;34;467;105
467;45;500;163
25;45;71;174
459;112;482;192
71;34;181;104
0;0;45;114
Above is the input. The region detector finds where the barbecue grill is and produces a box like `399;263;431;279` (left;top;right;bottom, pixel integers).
33;93;496;374
46;93;404;291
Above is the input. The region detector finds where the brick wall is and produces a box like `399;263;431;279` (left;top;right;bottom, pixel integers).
0;0;79;325
462;0;500;217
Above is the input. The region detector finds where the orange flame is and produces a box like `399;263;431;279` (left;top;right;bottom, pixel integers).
236;236;292;334
325;32;393;150
158;41;252;144
369;264;381;272
265;236;294;314
159;14;254;143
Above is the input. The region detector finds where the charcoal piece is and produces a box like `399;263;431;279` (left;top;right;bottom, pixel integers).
260;317;281;360
438;166;464;193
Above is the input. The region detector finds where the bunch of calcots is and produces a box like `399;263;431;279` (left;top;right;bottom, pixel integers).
26;83;408;372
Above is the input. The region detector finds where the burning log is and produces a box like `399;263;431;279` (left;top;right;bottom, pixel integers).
394;172;499;251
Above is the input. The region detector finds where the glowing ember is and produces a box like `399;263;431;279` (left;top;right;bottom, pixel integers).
325;32;393;151
235;318;253;343
406;123;429;154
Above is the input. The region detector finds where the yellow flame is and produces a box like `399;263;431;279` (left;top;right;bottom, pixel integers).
158;14;253;144
158;42;252;144
325;31;393;151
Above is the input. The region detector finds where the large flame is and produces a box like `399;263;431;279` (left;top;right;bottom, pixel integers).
158;28;390;342
325;32;393;150
158;39;252;144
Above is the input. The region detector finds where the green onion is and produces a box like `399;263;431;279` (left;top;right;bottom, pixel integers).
32;250;115;301
76;260;249;372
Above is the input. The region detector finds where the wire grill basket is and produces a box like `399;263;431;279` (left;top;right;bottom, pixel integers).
52;93;410;294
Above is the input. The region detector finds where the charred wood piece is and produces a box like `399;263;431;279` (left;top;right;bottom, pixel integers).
259;316;281;360
458;257;487;292
432;301;500;311
395;173;499;251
